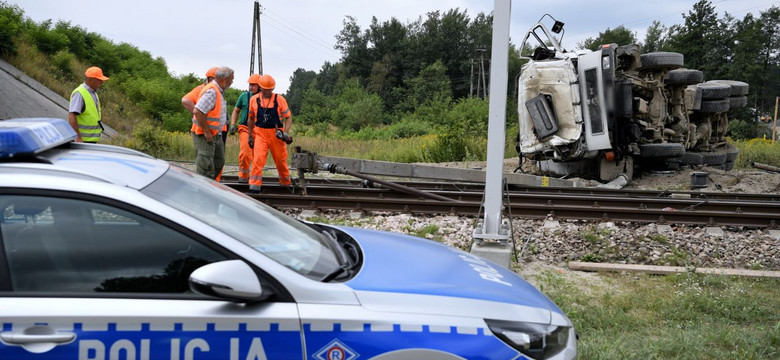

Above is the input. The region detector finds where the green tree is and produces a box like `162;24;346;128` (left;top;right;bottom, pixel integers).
402;60;452;112
285;68;317;115
643;21;668;52
0;1;24;55
27;19;70;55
666;0;731;79
579;25;638;51
331;81;385;131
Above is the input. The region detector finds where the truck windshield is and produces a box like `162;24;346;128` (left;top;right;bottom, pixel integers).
141;165;340;280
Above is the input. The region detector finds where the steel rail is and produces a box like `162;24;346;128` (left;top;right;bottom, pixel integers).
237;184;780;228
221;175;780;202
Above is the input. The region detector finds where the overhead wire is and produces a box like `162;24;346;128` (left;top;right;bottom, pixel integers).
260;6;339;57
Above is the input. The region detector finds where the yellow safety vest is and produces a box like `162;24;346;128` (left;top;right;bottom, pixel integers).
71;84;102;142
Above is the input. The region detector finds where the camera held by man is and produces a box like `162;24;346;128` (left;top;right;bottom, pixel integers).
275;129;293;144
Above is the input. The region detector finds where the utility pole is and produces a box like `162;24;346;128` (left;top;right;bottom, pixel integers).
469;59;474;98
471;0;511;266
478;48;488;99
773;96;778;143
249;0;263;75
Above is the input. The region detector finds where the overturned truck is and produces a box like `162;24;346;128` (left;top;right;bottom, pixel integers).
516;16;747;182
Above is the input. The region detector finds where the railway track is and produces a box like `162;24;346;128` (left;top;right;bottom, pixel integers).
222;176;780;228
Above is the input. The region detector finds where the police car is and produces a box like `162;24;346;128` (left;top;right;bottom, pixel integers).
0;118;576;360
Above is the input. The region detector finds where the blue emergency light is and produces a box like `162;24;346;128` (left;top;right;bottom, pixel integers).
0;118;77;158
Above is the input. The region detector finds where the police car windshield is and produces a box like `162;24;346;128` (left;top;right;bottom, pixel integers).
141;166;341;279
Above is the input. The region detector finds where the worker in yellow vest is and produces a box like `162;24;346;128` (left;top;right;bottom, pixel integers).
68;66;108;143
191;66;234;179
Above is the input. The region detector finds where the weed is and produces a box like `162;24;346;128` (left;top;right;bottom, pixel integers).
582;232;602;244
581;253;605;262
651;234;669;245
413;224;440;239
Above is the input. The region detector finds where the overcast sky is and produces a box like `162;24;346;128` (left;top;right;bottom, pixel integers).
10;0;777;93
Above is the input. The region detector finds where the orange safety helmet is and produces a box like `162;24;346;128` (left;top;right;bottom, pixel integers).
259;74;275;90
247;74;262;85
205;67;218;78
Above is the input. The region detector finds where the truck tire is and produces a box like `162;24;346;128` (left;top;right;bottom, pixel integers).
681;152;704;165
699;99;730;113
729;96;748;109
639;143;685;158
697;83;731;99
716;144;740;162
700;151;728;165
724;161;735;171
665;69;703;85
640;52;684;70
707;80;749;96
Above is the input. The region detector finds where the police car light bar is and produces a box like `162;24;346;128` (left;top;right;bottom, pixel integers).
0;118;77;158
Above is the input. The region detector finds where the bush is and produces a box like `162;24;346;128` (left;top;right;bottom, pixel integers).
728;119;770;140
28;20;70;55
50;49;74;79
734;138;780;168
0;2;24;55
125;120;172;158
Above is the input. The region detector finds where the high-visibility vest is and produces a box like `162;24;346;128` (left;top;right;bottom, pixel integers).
190;82;223;135
71;84;102;142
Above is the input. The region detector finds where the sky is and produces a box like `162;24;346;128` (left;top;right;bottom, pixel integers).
10;0;778;93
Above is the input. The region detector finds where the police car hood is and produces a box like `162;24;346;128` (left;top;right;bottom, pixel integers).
336;226;563;322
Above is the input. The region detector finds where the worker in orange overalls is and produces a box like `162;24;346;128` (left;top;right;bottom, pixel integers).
181;67;228;181
247;74;292;193
229;74;262;183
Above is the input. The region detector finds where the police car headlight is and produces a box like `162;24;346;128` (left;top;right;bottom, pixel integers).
486;319;571;359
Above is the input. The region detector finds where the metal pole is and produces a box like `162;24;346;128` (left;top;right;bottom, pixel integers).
257;1;263;75
470;59;474;98
473;0;511;242
249;1;258;75
773;96;778;143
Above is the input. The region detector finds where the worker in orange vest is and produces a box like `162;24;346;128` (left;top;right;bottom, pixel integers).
182;66;228;181
247;74;293;193
181;67;217;114
229;74;262;183
191;66;234;179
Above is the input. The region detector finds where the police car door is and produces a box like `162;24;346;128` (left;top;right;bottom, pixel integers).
0;193;304;360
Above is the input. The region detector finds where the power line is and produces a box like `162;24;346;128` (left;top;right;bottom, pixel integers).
260;7;338;55
261;17;337;58
261;6;335;48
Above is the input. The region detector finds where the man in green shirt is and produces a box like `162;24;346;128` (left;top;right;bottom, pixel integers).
229;74;261;183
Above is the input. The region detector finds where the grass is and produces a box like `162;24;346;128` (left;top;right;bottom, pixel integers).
529;269;780;359
734;138;780;168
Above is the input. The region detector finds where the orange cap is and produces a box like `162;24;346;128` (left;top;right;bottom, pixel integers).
259;74;275;89
205;67;218;78
85;66;109;81
248;74;262;85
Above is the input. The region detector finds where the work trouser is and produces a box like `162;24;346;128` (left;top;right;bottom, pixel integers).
192;132;225;180
249;127;291;191
237;125;253;183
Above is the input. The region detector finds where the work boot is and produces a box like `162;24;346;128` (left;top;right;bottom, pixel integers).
238;178;248;184
248;187;261;194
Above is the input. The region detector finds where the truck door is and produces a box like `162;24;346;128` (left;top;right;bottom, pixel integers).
577;50;613;151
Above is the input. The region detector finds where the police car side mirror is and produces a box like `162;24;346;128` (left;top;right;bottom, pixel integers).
189;260;265;303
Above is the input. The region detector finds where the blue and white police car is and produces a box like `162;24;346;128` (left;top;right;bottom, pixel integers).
0;118;576;360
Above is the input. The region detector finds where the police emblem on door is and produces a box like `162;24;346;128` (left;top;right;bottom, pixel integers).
314;339;358;360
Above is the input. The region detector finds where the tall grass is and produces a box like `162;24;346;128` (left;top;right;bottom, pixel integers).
733;138;780;168
529;269;779;359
